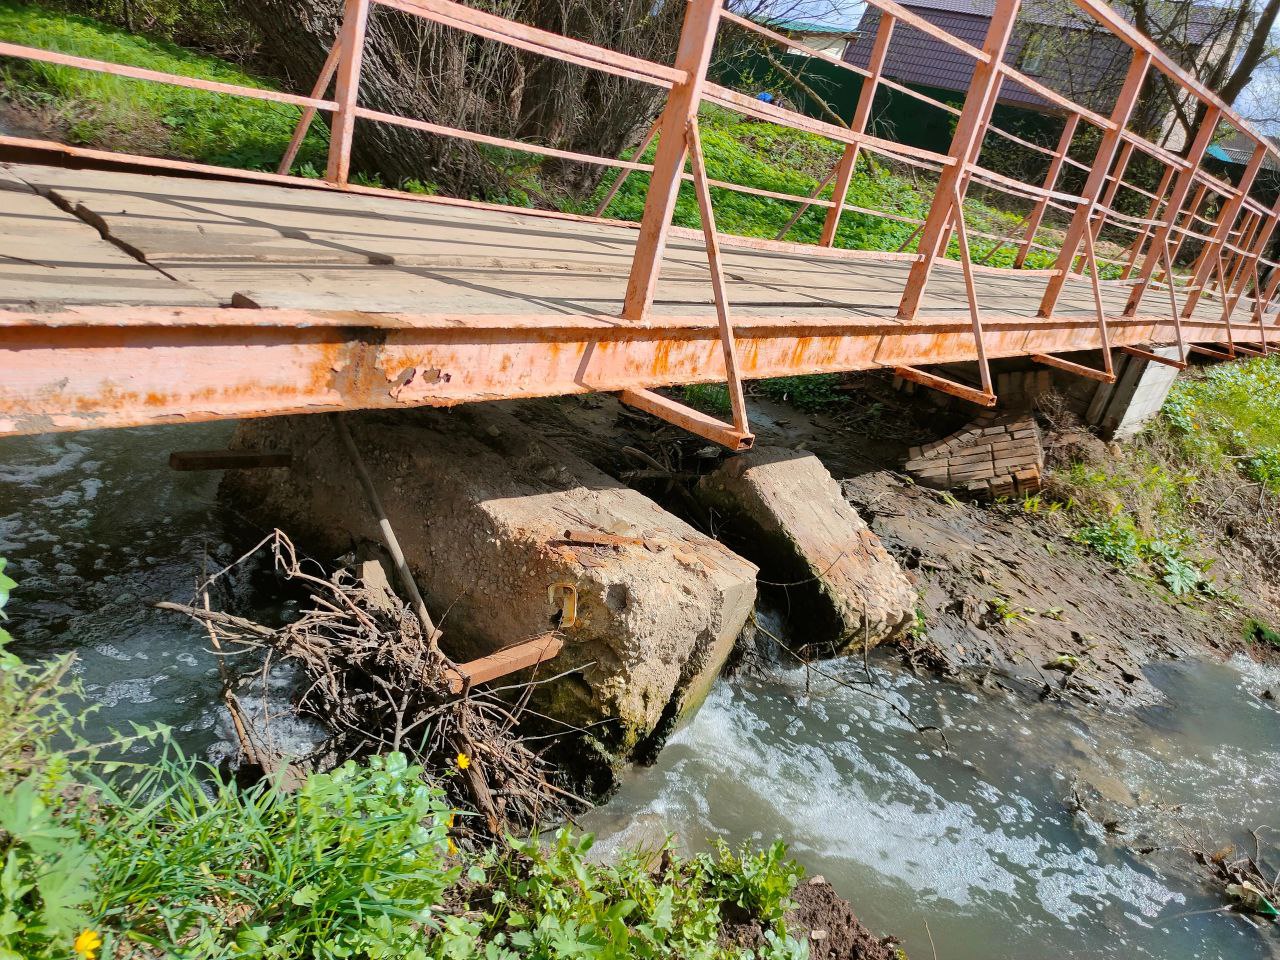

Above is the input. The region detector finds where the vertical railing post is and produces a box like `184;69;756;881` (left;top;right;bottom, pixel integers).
622;0;724;323
897;0;1020;320
1122;163;1174;279
1073;139;1133;274
1221;200;1280;320
937;83;1003;258
1014;113;1079;268
325;0;372;185
1182;142;1265;314
1165;181;1207;267
1038;50;1150;317
819;11;896;246
1123;104;1222;316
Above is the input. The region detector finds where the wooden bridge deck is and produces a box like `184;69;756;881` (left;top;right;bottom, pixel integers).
0;161;1267;438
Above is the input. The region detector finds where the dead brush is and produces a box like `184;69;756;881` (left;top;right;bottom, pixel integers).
158;529;582;840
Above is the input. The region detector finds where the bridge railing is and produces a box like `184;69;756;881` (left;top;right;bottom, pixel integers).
1;0;1278;443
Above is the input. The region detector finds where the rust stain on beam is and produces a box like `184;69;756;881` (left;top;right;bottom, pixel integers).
2;305;1261;437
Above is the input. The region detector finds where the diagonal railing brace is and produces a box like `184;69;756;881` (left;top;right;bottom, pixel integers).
621;116;754;451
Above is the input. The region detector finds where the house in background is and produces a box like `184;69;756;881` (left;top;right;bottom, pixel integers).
843;0;1228;150
767;18;859;58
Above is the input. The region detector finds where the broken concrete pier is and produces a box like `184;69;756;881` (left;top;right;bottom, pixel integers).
696;446;915;653
222;406;757;779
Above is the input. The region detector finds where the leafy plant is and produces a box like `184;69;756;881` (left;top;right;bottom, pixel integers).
1244;618;1280;649
754;375;842;411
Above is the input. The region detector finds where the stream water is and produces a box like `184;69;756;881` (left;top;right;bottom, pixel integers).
3;423;1279;959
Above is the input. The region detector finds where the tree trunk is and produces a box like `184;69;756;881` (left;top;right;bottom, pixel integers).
239;0;684;201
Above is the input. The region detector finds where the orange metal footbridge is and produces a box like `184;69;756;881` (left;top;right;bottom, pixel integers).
2;0;1279;448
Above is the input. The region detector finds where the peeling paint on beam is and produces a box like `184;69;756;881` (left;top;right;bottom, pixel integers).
0;306;1267;436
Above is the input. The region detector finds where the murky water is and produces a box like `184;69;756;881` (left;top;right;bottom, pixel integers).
0;423;324;763
3;425;1280;958
585;652;1280;959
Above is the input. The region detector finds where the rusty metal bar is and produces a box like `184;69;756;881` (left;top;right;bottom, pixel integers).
593;117;661;217
326;0;372;185
686;114;750;437
278;41;340;175
1040;50;1150;317
898;0;1021;321
1182;142;1266;313
1123;104;1223;316
1015;114;1079;269
819;11;896;247
622;0;723;322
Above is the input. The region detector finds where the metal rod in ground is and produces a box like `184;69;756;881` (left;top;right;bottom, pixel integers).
331;413;441;646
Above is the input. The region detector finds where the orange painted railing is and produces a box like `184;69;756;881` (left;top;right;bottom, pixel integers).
2;0;1278;445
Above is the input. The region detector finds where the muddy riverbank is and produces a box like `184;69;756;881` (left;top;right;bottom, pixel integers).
507;379;1277;711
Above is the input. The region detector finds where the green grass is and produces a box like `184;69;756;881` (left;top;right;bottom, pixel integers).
1046;356;1280;600
589;105;1050;267
0;1;328;171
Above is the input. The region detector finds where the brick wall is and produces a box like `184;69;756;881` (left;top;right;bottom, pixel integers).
904;411;1044;497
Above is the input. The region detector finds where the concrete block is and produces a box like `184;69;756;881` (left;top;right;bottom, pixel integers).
697;446;915;652
224;407;759;772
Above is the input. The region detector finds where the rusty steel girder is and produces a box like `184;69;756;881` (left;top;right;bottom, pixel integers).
0;305;1260;437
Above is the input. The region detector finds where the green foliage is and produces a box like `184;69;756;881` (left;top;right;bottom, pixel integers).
0;2;328;171
589;105;1034;263
0;562;97;960
1054;355;1280;600
1073;511;1214;597
681;382;733;416
754;375;842;411
1244;617;1280;649
90;751;461;959
39;0;258;55
473;832;805;960
1162;357;1280;494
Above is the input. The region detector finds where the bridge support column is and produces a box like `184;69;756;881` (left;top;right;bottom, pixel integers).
1085;345;1181;440
222;405;758;782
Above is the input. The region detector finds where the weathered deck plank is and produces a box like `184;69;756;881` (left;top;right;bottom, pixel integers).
0;161;1271;438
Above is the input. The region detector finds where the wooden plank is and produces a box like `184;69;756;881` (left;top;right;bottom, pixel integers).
447;633;563;693
169;449;293;471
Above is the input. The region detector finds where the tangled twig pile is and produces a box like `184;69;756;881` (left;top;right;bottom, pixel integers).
159;530;579;839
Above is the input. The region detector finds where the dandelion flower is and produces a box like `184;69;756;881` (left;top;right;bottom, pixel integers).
74;930;102;960
456;752;470;770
